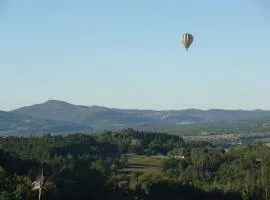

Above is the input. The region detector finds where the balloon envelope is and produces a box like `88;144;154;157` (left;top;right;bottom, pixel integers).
181;33;194;51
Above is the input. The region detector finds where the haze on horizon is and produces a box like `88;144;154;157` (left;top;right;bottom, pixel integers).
0;0;270;111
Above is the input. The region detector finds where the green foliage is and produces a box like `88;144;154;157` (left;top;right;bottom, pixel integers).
1;129;270;199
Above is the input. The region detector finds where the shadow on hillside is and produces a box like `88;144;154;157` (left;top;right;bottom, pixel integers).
143;180;242;200
126;163;158;168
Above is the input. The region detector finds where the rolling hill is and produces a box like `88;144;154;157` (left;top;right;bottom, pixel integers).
5;100;270;135
0;109;92;136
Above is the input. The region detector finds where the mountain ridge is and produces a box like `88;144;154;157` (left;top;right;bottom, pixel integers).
2;99;270;136
11;99;270;125
9;99;270;112
0;109;92;136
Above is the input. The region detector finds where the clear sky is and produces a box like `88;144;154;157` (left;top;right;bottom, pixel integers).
0;0;269;111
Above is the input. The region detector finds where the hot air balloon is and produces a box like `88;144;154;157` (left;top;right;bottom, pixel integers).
181;33;194;51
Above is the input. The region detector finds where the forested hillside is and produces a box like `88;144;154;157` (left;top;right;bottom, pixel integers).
1;128;270;200
0;110;92;135
12;100;270;125
2;100;270;136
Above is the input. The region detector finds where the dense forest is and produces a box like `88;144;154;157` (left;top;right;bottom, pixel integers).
1;128;270;200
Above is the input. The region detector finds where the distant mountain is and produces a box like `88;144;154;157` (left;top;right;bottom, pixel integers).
0;110;92;136
9;100;270;133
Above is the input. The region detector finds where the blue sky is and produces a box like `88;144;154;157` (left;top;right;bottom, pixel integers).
0;0;269;111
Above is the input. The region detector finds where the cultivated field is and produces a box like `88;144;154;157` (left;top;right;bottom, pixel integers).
115;154;165;188
118;154;164;173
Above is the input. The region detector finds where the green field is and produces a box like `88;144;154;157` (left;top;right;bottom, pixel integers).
119;154;164;173
253;137;270;144
116;154;165;188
